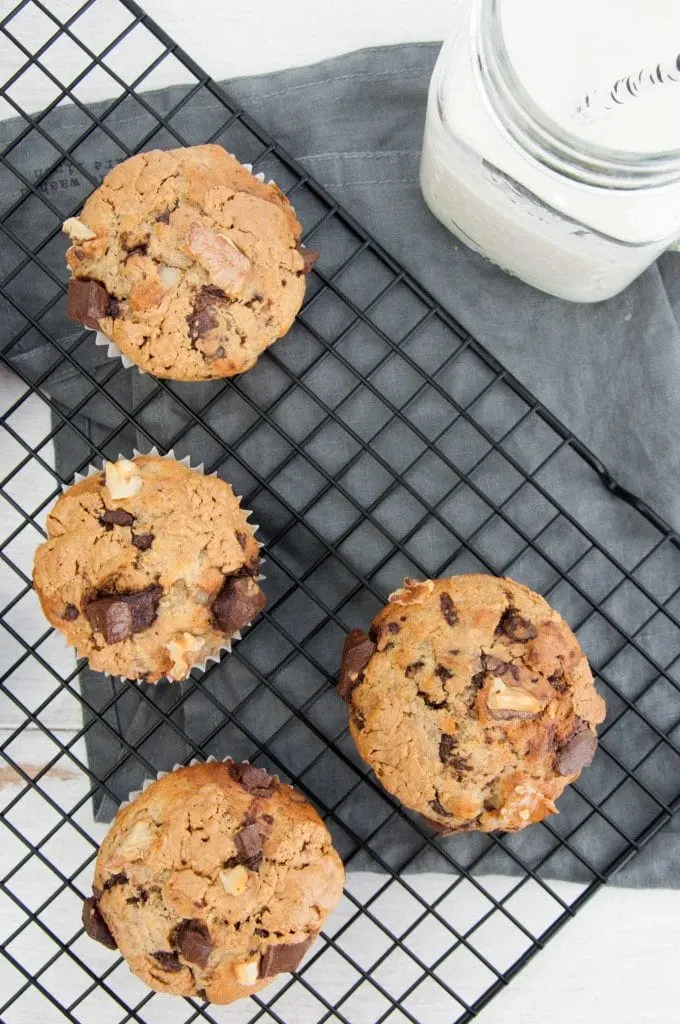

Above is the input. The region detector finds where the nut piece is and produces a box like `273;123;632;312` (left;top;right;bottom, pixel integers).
387;577;435;605
113;820;154;862
187;222;250;296
235;957;260;986
487;677;543;720
165;632;203;679
63;217;96;242
158;264;181;288
219;864;249;896
105;459;143;500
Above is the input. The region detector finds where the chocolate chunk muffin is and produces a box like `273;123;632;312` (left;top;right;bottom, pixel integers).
33;454;265;681
81;761;345;1004
63;144;314;380
338;575;606;834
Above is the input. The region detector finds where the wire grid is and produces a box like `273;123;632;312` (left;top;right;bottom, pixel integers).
0;0;679;1021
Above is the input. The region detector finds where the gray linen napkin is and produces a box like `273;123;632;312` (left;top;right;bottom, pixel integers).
1;43;678;887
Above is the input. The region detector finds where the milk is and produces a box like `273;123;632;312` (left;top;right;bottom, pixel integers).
420;0;680;302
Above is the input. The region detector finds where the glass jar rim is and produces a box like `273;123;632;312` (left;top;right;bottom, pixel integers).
478;0;680;189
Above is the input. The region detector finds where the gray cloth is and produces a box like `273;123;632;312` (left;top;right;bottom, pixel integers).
1;43;678;888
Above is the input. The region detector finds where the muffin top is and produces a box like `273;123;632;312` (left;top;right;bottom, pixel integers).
33;455;264;681
82;761;345;1005
63;145;308;380
338;574;606;833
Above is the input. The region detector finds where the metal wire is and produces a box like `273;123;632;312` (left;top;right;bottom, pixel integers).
0;1;679;1021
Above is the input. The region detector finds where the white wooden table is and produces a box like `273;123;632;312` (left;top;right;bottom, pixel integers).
0;1;678;1021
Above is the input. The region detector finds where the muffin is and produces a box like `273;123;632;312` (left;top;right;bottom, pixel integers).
81;761;345;1004
33;454;265;681
63;144;315;380
337;575;605;833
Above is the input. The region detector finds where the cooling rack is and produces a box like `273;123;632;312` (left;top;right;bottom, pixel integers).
1;1;679;1022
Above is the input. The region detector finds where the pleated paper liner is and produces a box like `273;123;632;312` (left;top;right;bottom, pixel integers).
60;448;265;684
117;755;280;811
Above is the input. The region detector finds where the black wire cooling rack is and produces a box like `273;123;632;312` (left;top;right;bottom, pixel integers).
1;1;680;1022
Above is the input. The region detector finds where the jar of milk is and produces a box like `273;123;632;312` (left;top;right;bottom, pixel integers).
420;0;680;302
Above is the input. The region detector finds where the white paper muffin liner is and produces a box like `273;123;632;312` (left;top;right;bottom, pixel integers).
91;152;286;374
118;755;280;811
59;447;264;685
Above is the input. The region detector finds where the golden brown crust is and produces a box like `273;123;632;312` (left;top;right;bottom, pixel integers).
340;575;606;833
87;762;344;1004
65;145;306;380
32;455;263;681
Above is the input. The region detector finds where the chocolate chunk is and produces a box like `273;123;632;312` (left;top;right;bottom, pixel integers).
62;603;79;621
259;936;314;978
152;950;181;972
186;284;226;341
417;689;447;710
236;530;248;550
233;557;260;578
419;813;457;836
100;508;135;528
212;575;266;635
67;279;111;329
82;897;116;949
255;927;269;938
386;622;400;634
174;920;211;967
187;305;218;341
230;762;276;797
495;608;538;642
155;202;178;224
337;629;376;701
351;708;366;730
434;664;452;681
440;593;458;627
555;722;598;776
132;532;154;551
428;795;453;818
84;584;162;644
102;872;128;890
235;823;263;869
405;661;424;678
440;735;472;772
439;734;456;763
481;654;520;680
548;670;568;693
298;247;320;274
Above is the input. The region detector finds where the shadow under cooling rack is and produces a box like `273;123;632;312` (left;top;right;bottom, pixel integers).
0;1;680;1022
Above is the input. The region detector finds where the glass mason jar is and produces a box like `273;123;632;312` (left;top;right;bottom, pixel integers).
420;0;680;302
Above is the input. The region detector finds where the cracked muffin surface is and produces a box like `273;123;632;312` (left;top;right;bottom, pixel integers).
338;574;606;834
63;144;306;380
32;455;265;682
81;761;345;1004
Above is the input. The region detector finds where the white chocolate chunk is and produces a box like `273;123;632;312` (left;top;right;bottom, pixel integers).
105;458;143;499
63;217;96;242
487;677;543;717
165;632;203;680
158;264;181;287
219;864;248;896
114;819;154;861
187;222;250;296
235;957;259;986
